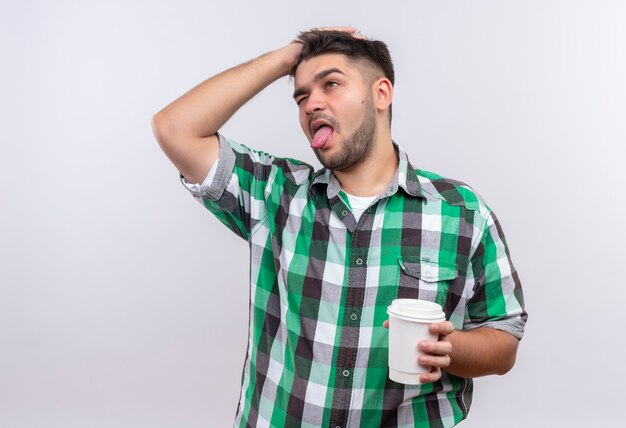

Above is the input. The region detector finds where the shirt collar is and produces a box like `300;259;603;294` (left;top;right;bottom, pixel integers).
309;143;426;200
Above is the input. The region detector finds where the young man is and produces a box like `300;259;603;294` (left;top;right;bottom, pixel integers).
152;27;527;428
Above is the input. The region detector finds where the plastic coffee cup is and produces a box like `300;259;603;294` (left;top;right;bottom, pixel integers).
386;299;446;384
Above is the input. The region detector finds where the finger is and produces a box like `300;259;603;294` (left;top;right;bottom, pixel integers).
352;29;366;40
429;321;455;336
419;366;442;384
308;26;366;39
314;26;357;32
418;354;451;369
418;340;452;356
382;320;389;328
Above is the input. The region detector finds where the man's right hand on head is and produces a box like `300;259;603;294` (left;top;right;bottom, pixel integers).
281;26;365;73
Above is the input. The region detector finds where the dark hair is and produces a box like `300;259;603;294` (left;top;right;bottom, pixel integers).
290;30;395;122
290;30;394;84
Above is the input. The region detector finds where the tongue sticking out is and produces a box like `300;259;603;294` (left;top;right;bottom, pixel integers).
311;126;333;149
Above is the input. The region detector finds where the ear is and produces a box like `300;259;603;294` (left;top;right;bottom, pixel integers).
372;78;393;113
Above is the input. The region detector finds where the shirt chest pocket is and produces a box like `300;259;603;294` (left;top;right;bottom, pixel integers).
396;256;458;306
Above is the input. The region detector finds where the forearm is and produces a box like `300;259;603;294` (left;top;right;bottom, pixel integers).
151;44;300;183
446;327;519;378
153;44;298;139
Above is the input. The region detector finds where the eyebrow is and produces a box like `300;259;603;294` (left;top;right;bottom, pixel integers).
293;68;346;100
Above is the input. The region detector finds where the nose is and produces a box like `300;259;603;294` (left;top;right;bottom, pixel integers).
303;89;325;115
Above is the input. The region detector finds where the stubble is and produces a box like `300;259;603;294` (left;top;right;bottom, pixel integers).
314;99;377;172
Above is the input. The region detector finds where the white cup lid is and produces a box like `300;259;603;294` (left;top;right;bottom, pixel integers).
387;299;445;322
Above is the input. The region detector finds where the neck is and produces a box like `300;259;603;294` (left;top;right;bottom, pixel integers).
333;131;398;197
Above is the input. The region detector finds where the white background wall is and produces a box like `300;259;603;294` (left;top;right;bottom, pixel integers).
2;1;624;426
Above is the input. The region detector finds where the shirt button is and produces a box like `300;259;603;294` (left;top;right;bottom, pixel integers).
341;210;348;216
356;258;363;265
342;369;350;377
350;313;358;321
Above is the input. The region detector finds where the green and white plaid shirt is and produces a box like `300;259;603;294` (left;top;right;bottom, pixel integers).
182;135;527;428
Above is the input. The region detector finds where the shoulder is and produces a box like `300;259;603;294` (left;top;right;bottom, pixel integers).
224;136;316;186
415;168;492;218
272;156;317;186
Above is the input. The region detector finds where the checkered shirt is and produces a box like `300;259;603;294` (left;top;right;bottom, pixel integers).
182;134;527;428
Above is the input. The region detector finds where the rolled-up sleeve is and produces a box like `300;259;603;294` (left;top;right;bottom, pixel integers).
178;133;281;241
464;210;527;340
180;133;236;202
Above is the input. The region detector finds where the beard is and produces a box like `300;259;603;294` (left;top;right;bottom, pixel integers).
313;100;377;171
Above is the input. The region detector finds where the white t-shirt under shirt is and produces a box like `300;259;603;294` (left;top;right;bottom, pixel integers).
342;192;377;223
182;158;378;223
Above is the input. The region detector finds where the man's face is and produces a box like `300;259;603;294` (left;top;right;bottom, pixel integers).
293;53;377;171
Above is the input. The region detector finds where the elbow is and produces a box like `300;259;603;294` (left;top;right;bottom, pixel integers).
151;111;170;141
496;349;518;375
496;361;515;376
494;330;520;376
151;111;178;151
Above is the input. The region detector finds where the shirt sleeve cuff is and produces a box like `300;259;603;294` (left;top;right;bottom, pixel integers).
181;157;219;189
463;317;526;340
179;133;236;201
